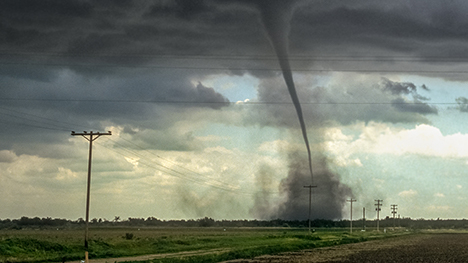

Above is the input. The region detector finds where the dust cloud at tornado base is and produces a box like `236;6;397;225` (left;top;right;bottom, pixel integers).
252;152;352;220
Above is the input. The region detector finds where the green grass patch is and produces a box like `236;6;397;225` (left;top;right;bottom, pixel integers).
0;227;413;263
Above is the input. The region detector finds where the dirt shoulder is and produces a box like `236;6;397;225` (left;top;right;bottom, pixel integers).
66;248;231;263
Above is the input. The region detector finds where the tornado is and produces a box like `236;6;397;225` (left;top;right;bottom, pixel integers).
257;1;314;182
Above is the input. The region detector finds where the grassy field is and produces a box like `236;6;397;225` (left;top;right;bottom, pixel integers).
0;227;412;263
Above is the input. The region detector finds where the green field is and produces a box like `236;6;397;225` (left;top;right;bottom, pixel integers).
0;227;411;263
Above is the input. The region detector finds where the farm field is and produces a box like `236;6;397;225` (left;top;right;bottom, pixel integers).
224;230;468;263
0;227;409;263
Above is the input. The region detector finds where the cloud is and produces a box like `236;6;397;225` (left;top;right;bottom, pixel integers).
390;97;437;115
427;205;452;212
2;0;468;220
399;189;418;197
434;193;445;198
455;97;468;113
2;0;468;81
245;73;437;130
381;78;418;95
0;150;18;163
325;123;468;161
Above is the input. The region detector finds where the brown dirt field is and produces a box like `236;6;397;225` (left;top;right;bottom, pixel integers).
66;232;468;263
223;233;468;263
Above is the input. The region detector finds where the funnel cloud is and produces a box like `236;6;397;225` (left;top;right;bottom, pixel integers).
256;0;314;182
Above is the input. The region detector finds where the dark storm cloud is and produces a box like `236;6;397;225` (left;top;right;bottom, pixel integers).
291;1;468;52
247;75;437;128
380;78;437;115
3;0;468;79
391;98;438;115
3;0;455;156
0;67;229;155
381;78;418;95
455;97;468;113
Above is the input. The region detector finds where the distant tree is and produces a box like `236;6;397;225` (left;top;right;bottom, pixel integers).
198;217;215;227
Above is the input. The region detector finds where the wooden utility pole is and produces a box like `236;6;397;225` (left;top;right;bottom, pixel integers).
391;204;398;228
303;185;317;233
375;199;383;231
72;131;111;262
347;199;356;234
363;207;366;231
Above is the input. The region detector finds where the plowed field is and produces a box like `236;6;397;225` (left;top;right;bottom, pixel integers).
223;232;468;263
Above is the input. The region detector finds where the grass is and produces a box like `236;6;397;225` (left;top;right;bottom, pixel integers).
0;227;412;263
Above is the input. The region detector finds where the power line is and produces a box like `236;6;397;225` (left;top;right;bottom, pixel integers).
303;185;317;233
5;50;468;62
375;199;383;232
391;204;398;228
347;198;357;234
96;140;262;196
0;106;263;196
0;97;461;105
2;60;468;74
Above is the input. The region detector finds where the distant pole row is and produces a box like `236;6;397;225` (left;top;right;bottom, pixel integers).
345;199;399;233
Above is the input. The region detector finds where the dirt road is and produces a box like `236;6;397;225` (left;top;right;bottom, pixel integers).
66;248;231;263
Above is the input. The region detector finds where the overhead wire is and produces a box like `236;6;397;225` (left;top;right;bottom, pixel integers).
4;50;468;62
2;50;468;74
0;51;465;195
0;106;265;195
2;60;468;74
96;138;261;196
0;97;460;105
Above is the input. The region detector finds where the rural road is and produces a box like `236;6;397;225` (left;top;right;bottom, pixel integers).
66;248;231;263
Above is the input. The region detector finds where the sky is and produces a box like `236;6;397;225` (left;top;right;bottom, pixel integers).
1;0;468;222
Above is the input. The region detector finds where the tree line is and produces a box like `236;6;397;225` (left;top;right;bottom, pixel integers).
1;216;468;230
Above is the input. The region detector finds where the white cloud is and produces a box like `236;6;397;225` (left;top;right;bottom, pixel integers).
333;157;363;167
434;193;445;198
427;205;452;211
324;123;468;162
398;189;418;197
258;140;293;154
457;185;463;189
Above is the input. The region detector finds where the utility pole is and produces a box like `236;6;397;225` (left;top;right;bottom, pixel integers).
375;199;383;231
72;131;111;262
303;185;317;233
391;204;398;228
363;207;366;231
347;199;356;234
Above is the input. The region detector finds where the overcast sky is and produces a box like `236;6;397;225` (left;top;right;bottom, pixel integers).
1;0;468;221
